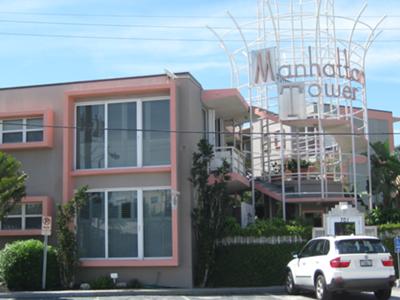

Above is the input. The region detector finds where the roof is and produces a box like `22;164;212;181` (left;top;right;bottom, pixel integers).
0;72;202;91
313;235;379;241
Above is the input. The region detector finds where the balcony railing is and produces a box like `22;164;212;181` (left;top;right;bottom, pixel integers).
210;147;246;177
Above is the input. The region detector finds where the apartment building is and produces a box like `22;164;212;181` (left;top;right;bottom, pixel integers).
0;73;250;288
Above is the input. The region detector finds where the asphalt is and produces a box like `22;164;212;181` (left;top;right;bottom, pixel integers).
0;286;284;299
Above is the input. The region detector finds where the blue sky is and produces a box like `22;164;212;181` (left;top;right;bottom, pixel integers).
0;0;399;143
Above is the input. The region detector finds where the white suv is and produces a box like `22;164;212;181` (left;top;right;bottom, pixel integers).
286;235;396;300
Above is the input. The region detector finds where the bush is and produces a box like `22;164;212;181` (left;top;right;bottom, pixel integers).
127;279;143;289
90;276;115;289
366;207;400;225
209;243;305;287
223;218;312;239
0;239;60;291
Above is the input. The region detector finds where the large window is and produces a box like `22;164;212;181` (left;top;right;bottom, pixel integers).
77;188;172;259
0;203;42;230
76;99;170;170
0;117;44;144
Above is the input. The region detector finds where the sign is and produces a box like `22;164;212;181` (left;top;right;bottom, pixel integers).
251;47;276;85
250;46;365;100
394;237;400;253
41;216;52;236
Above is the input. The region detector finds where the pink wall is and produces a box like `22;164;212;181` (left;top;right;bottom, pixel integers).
63;80;179;267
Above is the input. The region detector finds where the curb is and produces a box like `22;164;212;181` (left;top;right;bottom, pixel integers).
0;286;285;299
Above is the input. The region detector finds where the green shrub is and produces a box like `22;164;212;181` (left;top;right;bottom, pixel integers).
378;223;400;233
90;276;115;289
0;239;60;291
209;243;305;287
127;279;143;289
223;218;312;239
367;207;400;225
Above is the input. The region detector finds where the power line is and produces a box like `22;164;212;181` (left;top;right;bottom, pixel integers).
0;31;399;43
0;11;397;19
0;18;400;31
1;120;399;137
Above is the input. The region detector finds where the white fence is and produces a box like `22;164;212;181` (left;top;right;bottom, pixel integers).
219;235;305;246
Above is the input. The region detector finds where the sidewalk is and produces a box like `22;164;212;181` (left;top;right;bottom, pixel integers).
0;286;284;299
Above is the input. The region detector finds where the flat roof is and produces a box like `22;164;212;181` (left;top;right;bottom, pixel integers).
0;72;202;91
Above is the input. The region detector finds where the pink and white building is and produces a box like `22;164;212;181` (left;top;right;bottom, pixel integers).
0;73;250;287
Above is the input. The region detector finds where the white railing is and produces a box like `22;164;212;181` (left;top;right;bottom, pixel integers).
210;147;247;176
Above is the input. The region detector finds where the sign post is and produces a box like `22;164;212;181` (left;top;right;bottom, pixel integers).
41;216;52;290
394;236;400;281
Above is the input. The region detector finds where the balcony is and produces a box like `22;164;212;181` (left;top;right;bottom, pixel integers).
210;147;249;192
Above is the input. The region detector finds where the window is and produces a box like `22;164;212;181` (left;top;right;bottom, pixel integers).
77;188;172;259
336;239;388;254
143;100;170;166
76;99;170;170
1;117;44;144
0;203;42;230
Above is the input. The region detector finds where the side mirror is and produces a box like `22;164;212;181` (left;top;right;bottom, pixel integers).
292;252;299;259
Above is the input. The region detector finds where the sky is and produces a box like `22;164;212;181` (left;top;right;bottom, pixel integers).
0;0;399;143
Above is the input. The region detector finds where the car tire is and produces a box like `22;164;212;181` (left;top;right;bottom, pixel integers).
285;270;298;295
374;288;392;300
315;274;332;300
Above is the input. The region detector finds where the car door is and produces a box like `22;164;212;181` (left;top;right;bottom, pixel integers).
302;239;329;287
294;240;318;286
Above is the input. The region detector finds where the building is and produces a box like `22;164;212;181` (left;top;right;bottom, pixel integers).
207;0;398;224
0;73;249;287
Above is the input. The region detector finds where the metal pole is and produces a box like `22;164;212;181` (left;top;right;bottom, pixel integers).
397;251;400;281
42;235;48;290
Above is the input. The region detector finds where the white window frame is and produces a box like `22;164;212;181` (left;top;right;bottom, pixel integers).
0;203;42;230
79;186;172;261
74;97;170;170
0;117;44;144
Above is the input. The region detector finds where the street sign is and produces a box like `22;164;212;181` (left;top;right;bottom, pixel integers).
41;216;52;236
395;237;400;253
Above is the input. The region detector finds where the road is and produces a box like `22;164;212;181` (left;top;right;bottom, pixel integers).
5;289;400;300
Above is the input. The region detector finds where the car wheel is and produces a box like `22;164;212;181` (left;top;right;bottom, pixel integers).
315;274;332;300
286;270;298;295
374;288;392;300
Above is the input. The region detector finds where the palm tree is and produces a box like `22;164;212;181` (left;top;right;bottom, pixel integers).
370;141;400;208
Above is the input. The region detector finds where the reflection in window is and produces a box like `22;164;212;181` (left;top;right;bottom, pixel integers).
108;102;137;167
0;203;42;230
143;190;172;257
76;105;105;169
143;100;170;166
108;191;138;258
1;117;44;144
77;189;172;259
77;193;105;258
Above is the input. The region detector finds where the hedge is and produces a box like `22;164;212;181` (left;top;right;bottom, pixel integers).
0;239;60;291
209;237;399;287
209;242;305;287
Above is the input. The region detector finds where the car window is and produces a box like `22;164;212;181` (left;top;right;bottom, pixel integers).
335;239;388;254
322;240;330;255
313;240;326;256
300;240;317;258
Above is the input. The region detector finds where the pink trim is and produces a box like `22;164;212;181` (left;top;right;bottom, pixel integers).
202;89;249;112
254;107;279;123
169;80;179;265
80;258;178;267
229;172;250;187
63;79;179;268
255;182;282;201
0;110;54;150
71;166;171;177
0;196;53;236
65;85;170;98
366;109;395;152
209;172;250;187
286;197;352;204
